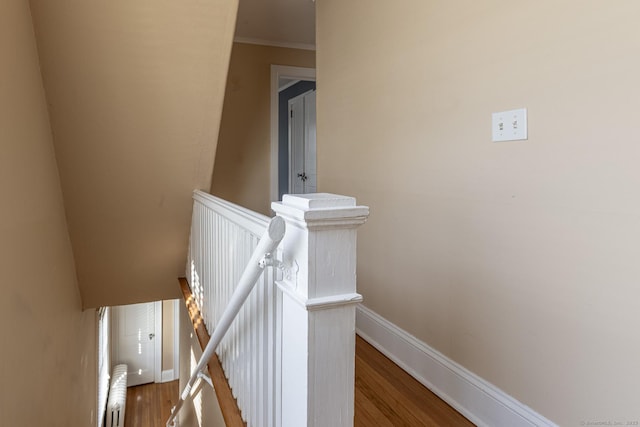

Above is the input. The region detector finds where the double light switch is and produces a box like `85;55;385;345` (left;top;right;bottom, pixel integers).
492;108;527;142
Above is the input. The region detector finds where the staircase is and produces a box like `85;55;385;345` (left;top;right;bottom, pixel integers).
173;191;369;426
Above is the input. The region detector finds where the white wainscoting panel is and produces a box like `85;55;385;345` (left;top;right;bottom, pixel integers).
355;305;557;427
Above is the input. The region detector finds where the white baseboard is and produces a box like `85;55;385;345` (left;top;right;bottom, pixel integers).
161;369;175;383
355;305;557;427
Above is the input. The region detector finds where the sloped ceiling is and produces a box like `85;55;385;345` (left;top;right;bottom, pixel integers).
29;0;239;308
235;0;315;48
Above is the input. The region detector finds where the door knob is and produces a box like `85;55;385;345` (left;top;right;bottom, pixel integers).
149;333;155;340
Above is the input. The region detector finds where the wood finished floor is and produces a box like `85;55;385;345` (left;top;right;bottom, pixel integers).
124;338;474;427
124;380;179;427
355;335;474;426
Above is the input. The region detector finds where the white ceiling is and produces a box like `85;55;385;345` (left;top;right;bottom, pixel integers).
235;0;315;49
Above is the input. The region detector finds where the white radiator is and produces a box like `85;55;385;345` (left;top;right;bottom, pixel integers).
106;364;128;427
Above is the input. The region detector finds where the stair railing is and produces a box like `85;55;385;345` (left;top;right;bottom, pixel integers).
166;216;286;427
174;191;369;427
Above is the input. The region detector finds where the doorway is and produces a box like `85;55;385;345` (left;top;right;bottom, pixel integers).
270;65;316;202
288;88;316;194
110;300;180;387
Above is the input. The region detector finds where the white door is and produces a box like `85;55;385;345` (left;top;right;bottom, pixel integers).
111;302;156;387
289;89;317;194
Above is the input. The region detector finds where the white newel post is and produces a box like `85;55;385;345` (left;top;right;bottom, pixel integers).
271;193;369;427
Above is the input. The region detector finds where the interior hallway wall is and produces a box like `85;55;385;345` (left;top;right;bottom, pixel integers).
0;1;96;424
211;42;315;215
162;300;175;372
316;1;640;425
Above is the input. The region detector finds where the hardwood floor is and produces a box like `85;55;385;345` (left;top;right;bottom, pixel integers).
123;341;473;427
124;380;179;427
355;335;475;427
126;283;472;427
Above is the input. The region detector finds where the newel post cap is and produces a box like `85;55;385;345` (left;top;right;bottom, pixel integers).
271;193;369;227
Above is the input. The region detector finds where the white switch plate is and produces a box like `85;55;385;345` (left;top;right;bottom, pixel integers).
492;108;527;142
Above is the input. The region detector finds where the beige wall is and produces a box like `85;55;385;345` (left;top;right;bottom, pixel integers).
28;0;239;308
162;300;175;371
178;303;225;427
317;1;640;425
211;42;315;215
0;1;96;425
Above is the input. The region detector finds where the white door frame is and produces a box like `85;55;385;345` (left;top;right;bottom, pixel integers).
270;64;316;203
173;299;180;381
160;299;181;383
154;301;162;383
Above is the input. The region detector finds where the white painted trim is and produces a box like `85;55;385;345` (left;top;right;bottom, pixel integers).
173;299;180;381
234;36;316;51
279;79;301;92
193;190;270;236
161;369;175;383
154;301;162;384
277;280;363;310
272;193;368;427
270;65;316;204
355;305;558;427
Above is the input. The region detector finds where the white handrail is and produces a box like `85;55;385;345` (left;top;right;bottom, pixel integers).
167;216;286;427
